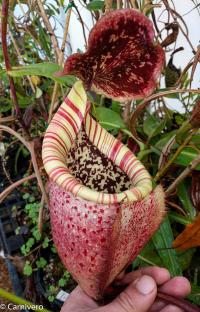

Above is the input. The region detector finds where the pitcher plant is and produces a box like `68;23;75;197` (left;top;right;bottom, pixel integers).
42;9;165;300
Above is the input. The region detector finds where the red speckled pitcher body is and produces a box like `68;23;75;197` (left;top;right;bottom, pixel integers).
42;81;165;299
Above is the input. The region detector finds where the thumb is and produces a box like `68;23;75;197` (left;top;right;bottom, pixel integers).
103;275;157;312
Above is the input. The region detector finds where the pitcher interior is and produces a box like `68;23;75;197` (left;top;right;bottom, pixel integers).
66;127;133;194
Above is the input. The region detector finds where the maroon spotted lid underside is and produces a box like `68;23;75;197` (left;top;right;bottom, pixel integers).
59;9;164;100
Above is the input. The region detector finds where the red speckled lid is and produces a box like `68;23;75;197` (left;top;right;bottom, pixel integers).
59;9;164;101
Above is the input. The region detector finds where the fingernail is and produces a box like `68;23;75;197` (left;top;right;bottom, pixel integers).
135;275;155;295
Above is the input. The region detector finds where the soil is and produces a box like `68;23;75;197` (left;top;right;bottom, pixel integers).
0;258;13;310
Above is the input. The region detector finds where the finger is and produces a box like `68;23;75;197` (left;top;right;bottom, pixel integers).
159;276;191;296
61;286;98;312
160;304;184;312
119;266;170;286
149;277;191;312
150;301;184;312
101;275;157;312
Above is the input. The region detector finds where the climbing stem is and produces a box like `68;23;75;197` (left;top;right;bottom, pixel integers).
154;129;197;182
1;0;30;138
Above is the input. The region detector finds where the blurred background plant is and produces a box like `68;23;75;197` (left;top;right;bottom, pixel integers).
0;0;200;309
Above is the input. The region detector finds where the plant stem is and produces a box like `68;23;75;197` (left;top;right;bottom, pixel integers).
157;291;200;312
162;0;196;53
105;0;113;13
166;153;200;196
137;255;157;266
1;0;20;116
29;141;49;205
1;0;30;138
8;28;36;93
154;130;196;182
48;3;73;122
38;194;45;234
25;238;53;258
60;6;73;61
117;0;121;9
121;101;131;125
166;200;188;216
73;2;87;46
48;83;60;122
129;0;139;8
130;89;200;138
0;173;36;204
0;116;17;123
0;288;51;312
0;125;30;149
104;286;200;311
0;125;48;205
36;0;60;62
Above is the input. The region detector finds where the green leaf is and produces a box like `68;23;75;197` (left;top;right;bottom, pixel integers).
177;181;196;219
35;87;43;99
26;237;35;248
152;216;182;276
63;270;71;279
15;227;20;235
157;88;180;100
28;195;36;203
23;193;30;200
154;130;177;151
173;147;200;170
0;69;6;77
168;212;192;226
49;285;57;293
94;107;126;130
137;149;152;161
48;295;55;303
188;285;200;306
42;237;50;248
51;245;57;253
58;278;67;287
32;229;42;241
143;114;165;139
38;23;51;57
21;245;27;255
17;93;35;108
111;101;121;113
143;114;157;136
22;147;30;157
8;63;76;85
133;240;163;269
149;119;167;139
191;134;200;147
121;128;145;151
177;248;195;271
36;257;47;268
164;93;180;99
23;261;33;276
87;0;104;10
0;99;12;113
175;121;192;144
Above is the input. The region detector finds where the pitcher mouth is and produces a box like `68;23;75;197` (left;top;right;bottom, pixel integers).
42;80;152;205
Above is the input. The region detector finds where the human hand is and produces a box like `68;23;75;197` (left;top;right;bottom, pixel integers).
61;266;191;312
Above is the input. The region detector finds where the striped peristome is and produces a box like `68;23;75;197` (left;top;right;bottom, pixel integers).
43;80;152;204
42;80;165;299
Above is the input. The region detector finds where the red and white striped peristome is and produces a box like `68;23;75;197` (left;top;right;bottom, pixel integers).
42;80;165;299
